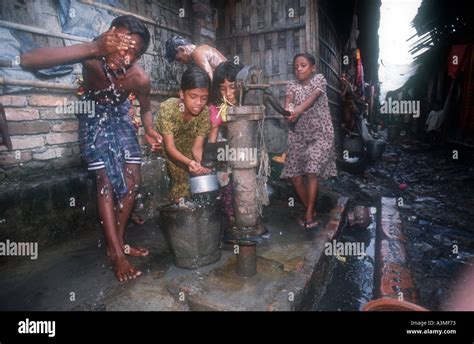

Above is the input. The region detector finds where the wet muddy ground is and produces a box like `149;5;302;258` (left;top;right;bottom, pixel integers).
1;135;472;311
314;210;376;311
320;136;474;310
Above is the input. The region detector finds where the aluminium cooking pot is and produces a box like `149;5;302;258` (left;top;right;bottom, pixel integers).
189;173;219;194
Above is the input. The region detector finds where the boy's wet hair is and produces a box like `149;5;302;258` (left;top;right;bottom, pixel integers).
293;53;316;66
165;35;192;62
180;67;210;92
110;15;150;55
211;61;244;103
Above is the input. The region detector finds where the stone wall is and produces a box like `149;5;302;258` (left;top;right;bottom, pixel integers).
0;157;170;246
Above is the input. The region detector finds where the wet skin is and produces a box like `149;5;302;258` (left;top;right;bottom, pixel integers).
20;26;161;282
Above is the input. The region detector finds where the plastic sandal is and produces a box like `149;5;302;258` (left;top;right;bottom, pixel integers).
304;219;319;229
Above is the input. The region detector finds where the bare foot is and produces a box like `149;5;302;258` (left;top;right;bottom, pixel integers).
304;210;316;223
272;153;287;164
130;212;145;225
111;255;142;282
124;245;150;257
107;245;150;257
303;211;319;229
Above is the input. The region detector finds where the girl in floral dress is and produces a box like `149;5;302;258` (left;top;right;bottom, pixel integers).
281;53;337;229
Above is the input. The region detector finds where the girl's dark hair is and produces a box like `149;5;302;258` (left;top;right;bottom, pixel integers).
165;35;192;62
110;15;150;55
180;67;211;92
211;61;244;103
293;53;316;66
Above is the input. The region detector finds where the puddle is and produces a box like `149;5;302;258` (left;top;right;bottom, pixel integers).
313;207;376;311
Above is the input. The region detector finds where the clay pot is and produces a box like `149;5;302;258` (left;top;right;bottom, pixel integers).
362;298;429;311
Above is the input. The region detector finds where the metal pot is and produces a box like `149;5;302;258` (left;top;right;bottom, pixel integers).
366;139;386;160
159;199;221;269
342;134;365;154
189;173;219;194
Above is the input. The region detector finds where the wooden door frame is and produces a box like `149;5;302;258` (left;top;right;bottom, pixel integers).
305;0;319;57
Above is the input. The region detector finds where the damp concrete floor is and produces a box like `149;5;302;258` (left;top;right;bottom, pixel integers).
0;196;347;311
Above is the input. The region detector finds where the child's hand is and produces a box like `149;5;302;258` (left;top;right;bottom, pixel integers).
201;167;213;174
145;127;163;152
188;160;201;174
287;110;300;122
188;161;209;175
287;105;303;122
93;27;135;57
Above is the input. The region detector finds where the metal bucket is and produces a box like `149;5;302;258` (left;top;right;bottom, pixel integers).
342;134;365;154
367;139;386;160
159;200;221;269
189;174;219;194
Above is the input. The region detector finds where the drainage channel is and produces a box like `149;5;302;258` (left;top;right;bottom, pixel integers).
313;206;377;311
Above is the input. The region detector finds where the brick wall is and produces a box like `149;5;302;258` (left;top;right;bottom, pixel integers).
0;92;164;180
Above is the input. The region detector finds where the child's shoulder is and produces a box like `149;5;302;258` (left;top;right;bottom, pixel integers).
161;97;180;109
309;73;327;87
159;98;180;116
313;73;327;82
130;65;151;88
